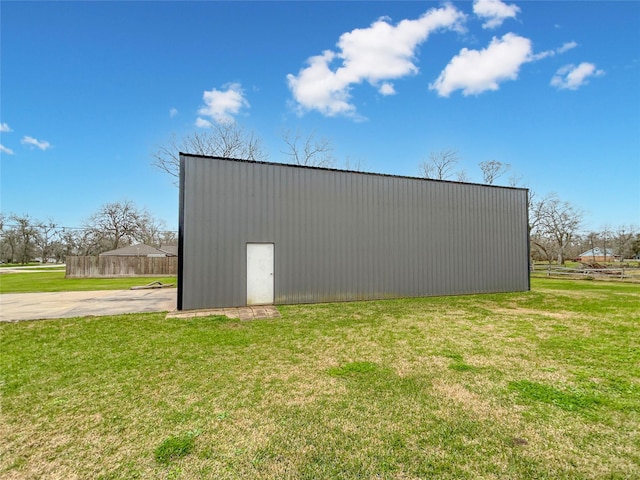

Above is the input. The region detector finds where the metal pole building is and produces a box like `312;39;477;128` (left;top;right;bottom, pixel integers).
178;154;529;310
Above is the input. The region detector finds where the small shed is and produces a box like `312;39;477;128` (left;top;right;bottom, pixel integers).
178;154;530;310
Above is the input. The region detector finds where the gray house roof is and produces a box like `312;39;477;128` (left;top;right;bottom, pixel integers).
578;247;616;257
99;244;170;257
159;245;178;256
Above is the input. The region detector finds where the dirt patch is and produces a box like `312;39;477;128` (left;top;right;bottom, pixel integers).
166;306;281;320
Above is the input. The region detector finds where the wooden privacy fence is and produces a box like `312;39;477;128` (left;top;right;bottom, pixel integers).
66;256;177;278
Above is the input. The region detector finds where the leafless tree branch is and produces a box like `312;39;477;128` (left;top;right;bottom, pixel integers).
152;124;268;185
281;129;336;167
479;160;511;185
419;149;460;180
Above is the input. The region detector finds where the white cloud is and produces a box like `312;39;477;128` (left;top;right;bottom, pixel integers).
532;40;578;61
551;62;604;90
473;0;520;29
195;117;213;128
531;50;553;61
287;4;466;118
558;41;578;53
0;122;12;133
169;108;178;118
0;144;14;155
288;50;355;117
379;82;396;95
430;33;532;97
197;83;249;124
21;136;52;151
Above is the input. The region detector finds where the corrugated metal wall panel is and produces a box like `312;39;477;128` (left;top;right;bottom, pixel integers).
179;155;529;310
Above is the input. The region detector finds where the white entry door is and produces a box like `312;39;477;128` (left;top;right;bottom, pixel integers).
246;243;274;305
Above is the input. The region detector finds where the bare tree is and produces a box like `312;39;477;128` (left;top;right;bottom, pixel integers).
10;214;38;264
343;156;367;172
159;230;177;246
455;170;470;182
612;225;636;260
631;233;640;259
527;190;543;232
530;233;556;264
419;149;460;180
508;174;524;187
531;193;582;264
0;214;20;264
83;200;148;253
281;129;336;167
479;160;510;185
152;123;268;184
76;229;99;256
52;229;80;263
600;225;613;261
585;231;599;262
137;216;170;248
528;190;547;264
35;220;58;264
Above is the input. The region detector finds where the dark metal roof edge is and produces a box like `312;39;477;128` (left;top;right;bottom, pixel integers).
178;152;529;192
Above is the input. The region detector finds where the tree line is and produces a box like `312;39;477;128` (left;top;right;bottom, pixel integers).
3;124;636;265
0;201;175;264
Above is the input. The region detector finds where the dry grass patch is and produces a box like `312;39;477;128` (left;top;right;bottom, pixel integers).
432;380;520;424
491;306;577;320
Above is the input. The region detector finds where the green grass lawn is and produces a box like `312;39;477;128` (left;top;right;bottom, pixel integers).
0;271;177;293
1;278;639;479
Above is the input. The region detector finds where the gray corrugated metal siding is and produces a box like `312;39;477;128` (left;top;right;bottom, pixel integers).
179;154;529;310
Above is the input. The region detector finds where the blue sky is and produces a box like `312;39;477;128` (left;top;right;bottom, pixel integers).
1;0;639;232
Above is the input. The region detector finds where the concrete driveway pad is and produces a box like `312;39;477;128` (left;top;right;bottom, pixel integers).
0;289;177;322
